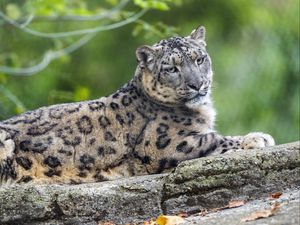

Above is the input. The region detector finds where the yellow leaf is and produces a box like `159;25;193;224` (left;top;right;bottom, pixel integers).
156;215;185;225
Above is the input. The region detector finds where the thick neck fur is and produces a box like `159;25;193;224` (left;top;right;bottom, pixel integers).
128;66;216;126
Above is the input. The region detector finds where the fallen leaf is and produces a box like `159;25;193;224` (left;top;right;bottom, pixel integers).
211;199;247;212
241;202;283;222
211;207;222;212
228;200;246;208
242;209;273;222
156;215;185;225
177;212;188;218
271;202;283;213
270;192;282;199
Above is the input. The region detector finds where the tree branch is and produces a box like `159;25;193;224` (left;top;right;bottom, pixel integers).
0;33;96;76
8;0;130;23
0;9;147;38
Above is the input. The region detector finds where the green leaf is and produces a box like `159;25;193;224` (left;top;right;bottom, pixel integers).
74;86;90;101
133;20;179;39
132;24;144;36
105;0;119;6
134;0;170;11
0;73;7;84
6;4;21;20
15;105;26;115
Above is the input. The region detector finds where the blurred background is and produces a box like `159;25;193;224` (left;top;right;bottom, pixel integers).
0;0;299;144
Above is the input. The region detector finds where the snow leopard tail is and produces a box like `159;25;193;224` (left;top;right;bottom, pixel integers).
0;129;17;185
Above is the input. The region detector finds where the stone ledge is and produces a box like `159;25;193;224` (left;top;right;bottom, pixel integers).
162;142;300;214
0;141;299;224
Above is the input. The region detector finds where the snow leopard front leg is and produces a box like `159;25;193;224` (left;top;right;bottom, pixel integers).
174;131;275;159
146;131;275;174
211;132;275;155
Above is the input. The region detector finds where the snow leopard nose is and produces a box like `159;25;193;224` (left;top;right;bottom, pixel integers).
187;82;203;91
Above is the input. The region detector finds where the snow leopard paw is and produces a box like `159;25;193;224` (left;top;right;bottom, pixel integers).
241;132;275;149
0;130;15;161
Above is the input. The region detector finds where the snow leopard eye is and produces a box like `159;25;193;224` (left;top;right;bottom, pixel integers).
164;66;178;73
196;57;205;66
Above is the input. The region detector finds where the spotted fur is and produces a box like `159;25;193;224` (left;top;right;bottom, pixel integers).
0;26;275;185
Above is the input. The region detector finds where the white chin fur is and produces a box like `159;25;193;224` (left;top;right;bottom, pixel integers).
185;96;206;109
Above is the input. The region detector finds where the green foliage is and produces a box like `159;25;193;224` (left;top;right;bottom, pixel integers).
25;0;95;16
132;21;179;39
133;0;182;11
0;0;298;144
5;3;21;19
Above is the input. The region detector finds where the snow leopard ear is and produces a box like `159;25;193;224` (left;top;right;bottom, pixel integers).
136;45;156;69
189;26;206;45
